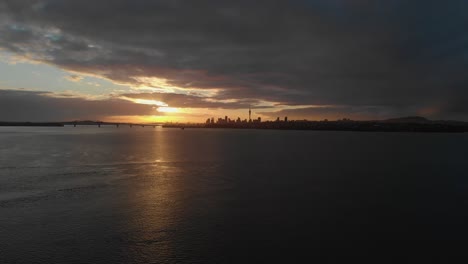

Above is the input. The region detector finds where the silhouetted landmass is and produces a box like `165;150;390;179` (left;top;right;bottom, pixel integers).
383;116;430;123
2;117;467;132
0;121;64;127
164;116;468;133
0;120;158;127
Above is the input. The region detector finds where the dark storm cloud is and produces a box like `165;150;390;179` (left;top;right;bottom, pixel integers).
0;89;155;121
1;0;468;119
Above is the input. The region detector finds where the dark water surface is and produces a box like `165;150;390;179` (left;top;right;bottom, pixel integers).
1;126;467;263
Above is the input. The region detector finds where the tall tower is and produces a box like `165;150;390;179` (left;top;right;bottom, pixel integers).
249;106;251;121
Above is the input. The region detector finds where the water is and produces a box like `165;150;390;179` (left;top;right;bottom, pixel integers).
1;126;467;263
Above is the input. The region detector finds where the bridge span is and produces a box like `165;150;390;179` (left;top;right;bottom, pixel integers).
67;121;164;128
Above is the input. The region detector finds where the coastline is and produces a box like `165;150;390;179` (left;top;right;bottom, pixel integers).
163;120;468;133
2;119;467;133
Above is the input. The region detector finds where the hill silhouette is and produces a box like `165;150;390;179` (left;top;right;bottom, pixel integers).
384;116;430;123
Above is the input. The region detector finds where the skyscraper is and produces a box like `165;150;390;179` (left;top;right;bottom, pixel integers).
249;106;251;122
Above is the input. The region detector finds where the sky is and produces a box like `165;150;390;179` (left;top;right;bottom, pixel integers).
1;0;467;123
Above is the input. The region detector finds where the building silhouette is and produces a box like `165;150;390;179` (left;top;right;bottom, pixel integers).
205;107;268;126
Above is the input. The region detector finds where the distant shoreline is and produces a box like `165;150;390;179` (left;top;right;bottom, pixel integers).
0;122;64;127
2;118;468;133
163;121;468;133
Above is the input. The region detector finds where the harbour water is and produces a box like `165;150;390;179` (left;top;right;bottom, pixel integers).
1;126;467;263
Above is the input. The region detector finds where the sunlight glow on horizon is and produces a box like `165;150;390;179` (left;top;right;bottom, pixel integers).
157;106;179;113
132;98;168;107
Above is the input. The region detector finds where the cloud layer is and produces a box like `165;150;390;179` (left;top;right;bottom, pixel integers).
1;0;468;120
0;89;154;121
0;89;269;122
